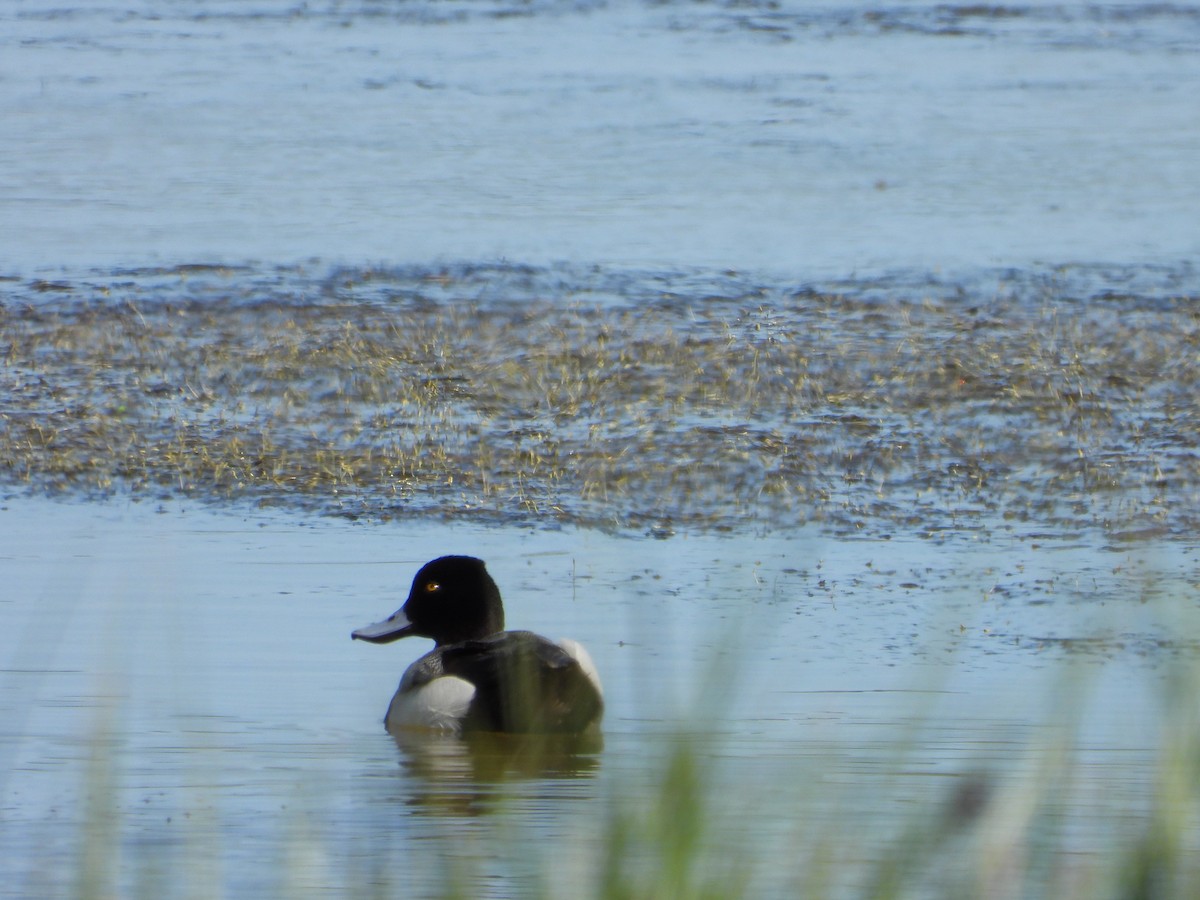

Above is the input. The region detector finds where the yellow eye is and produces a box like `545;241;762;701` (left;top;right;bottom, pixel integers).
424;580;441;594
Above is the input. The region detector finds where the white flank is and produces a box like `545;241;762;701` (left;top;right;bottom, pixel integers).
557;638;604;698
387;676;476;732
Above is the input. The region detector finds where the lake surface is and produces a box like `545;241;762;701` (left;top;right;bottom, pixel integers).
2;495;1197;896
2;0;1198;278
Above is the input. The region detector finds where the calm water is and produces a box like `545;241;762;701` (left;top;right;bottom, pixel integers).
1;495;1196;896
3;0;1200;895
1;0;1198;278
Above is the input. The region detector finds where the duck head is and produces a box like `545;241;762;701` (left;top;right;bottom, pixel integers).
352;555;505;647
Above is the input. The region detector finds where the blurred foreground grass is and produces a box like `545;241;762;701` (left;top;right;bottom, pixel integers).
45;664;1200;900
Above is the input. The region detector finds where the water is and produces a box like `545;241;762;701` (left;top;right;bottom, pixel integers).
1;1;1198;278
1;495;1195;895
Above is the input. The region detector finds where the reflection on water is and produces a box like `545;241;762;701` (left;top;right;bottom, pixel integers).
392;729;604;818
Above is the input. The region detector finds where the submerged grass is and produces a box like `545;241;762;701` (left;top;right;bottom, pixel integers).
2;263;1199;537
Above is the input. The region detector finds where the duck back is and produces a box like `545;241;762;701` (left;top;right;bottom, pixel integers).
437;632;604;734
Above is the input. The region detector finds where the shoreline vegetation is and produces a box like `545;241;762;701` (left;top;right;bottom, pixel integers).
2;262;1197;539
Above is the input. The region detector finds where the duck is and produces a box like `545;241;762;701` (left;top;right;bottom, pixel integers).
352;555;604;735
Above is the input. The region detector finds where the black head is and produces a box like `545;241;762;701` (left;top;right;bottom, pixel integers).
352;555;505;647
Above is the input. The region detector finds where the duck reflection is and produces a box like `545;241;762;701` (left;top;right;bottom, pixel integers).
389;728;603;817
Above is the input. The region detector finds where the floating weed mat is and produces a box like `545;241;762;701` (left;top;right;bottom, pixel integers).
1;263;1198;536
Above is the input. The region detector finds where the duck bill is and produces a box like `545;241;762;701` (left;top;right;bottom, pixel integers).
351;608;415;644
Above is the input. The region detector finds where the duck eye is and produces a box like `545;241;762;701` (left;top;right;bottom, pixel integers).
423;580;441;594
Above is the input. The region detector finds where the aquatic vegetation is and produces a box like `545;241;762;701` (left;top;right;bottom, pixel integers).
1;263;1198;538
